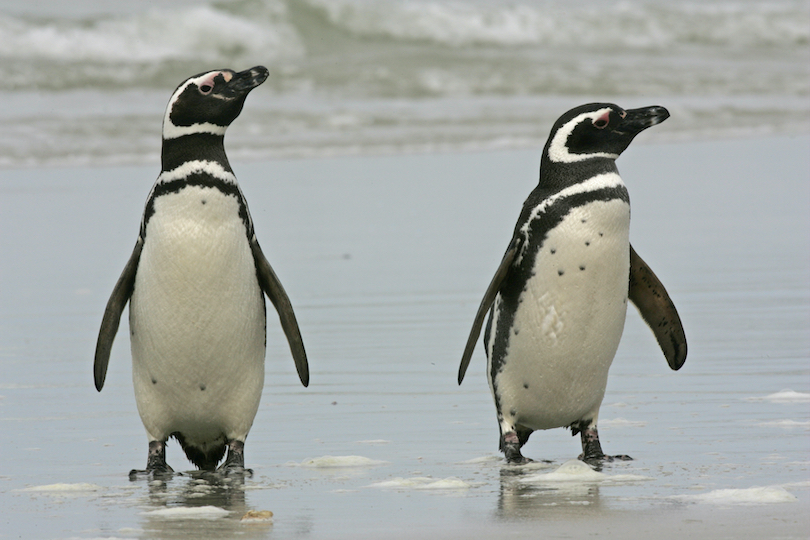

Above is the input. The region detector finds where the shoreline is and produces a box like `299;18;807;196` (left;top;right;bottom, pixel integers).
1;134;808;540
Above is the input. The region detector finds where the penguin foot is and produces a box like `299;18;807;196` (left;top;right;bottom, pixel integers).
216;440;254;477
502;431;532;464
577;426;633;464
578;452;633;464
129;440;175;480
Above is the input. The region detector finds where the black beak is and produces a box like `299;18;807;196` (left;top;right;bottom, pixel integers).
225;66;269;96
620;106;670;133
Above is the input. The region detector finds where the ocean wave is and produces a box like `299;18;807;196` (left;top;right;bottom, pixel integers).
0;0;806;91
306;0;810;49
0;1;303;89
0;1;302;62
0;0;807;166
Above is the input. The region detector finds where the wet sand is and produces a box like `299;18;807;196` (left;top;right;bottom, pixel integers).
1;135;808;539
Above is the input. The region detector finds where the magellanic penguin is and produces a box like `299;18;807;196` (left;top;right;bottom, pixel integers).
94;66;309;477
458;103;686;464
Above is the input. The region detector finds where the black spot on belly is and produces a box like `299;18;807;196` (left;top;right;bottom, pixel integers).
151;378;157;385
199;384;206;391
585;241;590;246
581;218;587;223
201;199;207;205
579;265;586;271
550;248;556;254
523;382;529;389
509;408;517;417
558;269;564;276
599;232;604;237
513;327;519;335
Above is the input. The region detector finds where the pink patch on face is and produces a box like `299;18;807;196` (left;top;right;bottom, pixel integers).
197;72;219;92
593;111;611;129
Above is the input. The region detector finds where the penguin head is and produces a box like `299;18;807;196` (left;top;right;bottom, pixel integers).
162;66;269;140
545;103;669;164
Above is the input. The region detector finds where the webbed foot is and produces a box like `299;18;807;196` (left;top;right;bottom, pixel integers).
129;440;175;480
578;426;632;464
216;440;253;477
502;431;533;464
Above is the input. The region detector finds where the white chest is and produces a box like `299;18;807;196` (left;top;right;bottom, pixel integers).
128;185;266;441
489;197;631;429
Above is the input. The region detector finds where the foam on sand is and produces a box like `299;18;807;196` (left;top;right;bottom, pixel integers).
519;460;653;484
287;455;389;468
367;476;471;490
746;389;810;403
756;419;810;429
140;506;230;519
20;483;102;492
674;486;798;505
18;483;103;498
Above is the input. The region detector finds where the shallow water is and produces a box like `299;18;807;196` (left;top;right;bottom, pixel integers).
1;135;808;538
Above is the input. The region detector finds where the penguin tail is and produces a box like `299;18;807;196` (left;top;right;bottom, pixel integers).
171;432;227;471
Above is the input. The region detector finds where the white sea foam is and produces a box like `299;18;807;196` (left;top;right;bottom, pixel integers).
746;389;810;403
19;483;102;496
287;455;389;468
367;476;471;490
140;506;230;519
756;419;810;429
0;3;302;65
674;486;798;505
519;460;653;484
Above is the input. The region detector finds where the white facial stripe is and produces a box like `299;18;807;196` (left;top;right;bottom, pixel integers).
162;71;230;140
516;172;625;261
163;122;228;139
157;160;237;185
547;108;619;163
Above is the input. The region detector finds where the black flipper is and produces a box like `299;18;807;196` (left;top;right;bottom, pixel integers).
458;236;522;384
250;237;309;387
94;238;143;391
628;244;687;370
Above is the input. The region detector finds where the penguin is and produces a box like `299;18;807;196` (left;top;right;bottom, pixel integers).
94;66;309;477
458;103;686;464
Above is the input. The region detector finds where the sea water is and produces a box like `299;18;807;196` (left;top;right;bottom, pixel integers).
1;135;808;538
0;0;808;167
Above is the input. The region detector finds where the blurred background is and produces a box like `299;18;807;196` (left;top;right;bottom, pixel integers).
0;0;807;168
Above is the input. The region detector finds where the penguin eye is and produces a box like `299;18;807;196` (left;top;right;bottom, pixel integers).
593;112;611;129
199;84;213;95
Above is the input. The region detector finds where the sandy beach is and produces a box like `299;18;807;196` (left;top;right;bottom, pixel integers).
1;134;808;539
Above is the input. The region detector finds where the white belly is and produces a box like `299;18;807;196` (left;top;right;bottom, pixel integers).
488;198;631;430
129;185;265;445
